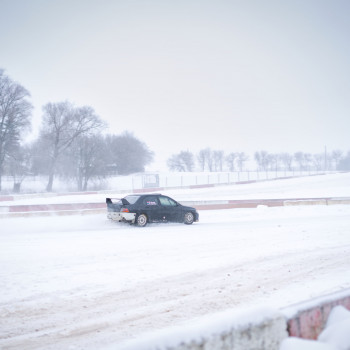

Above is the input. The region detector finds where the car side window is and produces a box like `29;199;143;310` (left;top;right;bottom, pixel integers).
159;196;177;206
143;196;159;206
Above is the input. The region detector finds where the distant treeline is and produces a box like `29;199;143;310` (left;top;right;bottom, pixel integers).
167;149;350;173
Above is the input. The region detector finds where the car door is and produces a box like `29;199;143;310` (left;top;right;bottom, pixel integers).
141;196;162;222
158;196;182;222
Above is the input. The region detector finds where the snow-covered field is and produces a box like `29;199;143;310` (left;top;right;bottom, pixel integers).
3;172;350;206
0;173;350;350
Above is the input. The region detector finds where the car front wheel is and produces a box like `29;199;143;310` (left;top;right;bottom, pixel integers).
136;214;148;227
184;212;194;225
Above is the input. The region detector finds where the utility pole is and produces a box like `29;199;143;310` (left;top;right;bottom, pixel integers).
324;146;327;171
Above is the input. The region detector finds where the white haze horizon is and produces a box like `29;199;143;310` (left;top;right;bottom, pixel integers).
1;0;350;171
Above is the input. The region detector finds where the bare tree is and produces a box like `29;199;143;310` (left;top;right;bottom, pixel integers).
304;153;312;170
213;150;224;171
167;154;185;172
312;154;324;171
206;148;214;172
104;132;153;175
279;153;293;171
294;152;305;171
294;152;312;171
60;135;108;191
0;69;32;190
197;149;206;171
254;151;269;170
167;151;194;172
197;148;214;172
226;152;238;172
5;144;32;192
331;150;343;170
39;101;105;191
236;152;249;171
268;154;280;171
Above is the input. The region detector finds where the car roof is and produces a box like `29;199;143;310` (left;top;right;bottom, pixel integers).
126;193;162;197
140;193;162;196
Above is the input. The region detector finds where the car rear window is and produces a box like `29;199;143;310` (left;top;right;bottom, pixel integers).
124;195;140;205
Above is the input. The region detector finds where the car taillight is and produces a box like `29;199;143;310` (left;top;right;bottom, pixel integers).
121;208;129;212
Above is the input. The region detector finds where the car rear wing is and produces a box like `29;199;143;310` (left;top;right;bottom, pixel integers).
106;198;122;212
106;197;130;210
106;197;131;204
106;198;121;205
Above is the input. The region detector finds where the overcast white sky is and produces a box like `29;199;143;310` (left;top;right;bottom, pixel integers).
1;0;349;170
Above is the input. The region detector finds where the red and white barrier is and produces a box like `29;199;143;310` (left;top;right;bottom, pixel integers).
283;289;350;339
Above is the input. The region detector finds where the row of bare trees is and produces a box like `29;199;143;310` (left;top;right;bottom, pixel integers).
0;70;153;192
254;150;344;172
168;149;348;172
167;149;249;172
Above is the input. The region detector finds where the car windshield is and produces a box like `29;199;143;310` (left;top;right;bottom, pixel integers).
124;195;140;205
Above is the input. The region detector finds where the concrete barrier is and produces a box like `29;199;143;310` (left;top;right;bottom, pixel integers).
120;307;288;350
282;289;350;340
327;198;350;205
119;290;350;350
6;202;105;212
284;199;328;206
0;203;105;218
0;195;14;202
3;208;105;218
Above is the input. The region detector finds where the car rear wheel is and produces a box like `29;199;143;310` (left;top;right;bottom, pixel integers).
184;212;194;225
136;214;148;227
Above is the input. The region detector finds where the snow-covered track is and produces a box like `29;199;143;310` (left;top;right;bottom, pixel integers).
1;205;349;349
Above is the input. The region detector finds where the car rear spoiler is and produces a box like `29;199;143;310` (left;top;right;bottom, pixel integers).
106;198;130;205
106;197;119;204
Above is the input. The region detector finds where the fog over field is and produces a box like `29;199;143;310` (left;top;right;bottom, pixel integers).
1;0;350;171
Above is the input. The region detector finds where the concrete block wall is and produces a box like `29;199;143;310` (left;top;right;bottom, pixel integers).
119;290;350;350
120;308;288;350
282;289;350;339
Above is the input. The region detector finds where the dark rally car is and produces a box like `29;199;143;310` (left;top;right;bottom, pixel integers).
106;193;199;227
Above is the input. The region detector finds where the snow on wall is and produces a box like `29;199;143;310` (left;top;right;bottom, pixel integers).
118;307;288;350
117;290;350;350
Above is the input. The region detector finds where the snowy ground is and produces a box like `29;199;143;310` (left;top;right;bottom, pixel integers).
0;173;350;350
